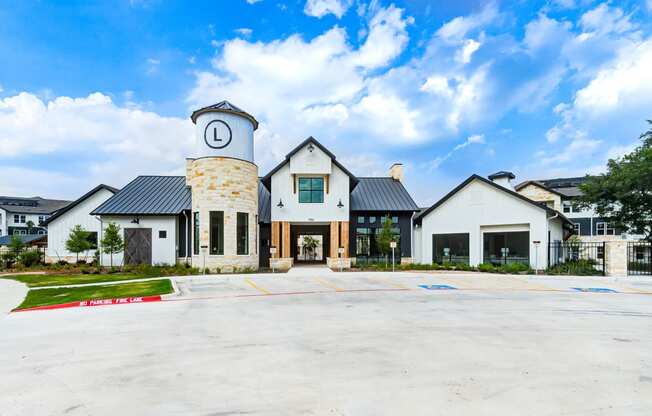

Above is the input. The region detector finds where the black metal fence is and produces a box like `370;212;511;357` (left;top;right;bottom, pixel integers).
548;241;606;275
0;246;46;268
355;255;401;265
628;242;652;275
433;253;469;264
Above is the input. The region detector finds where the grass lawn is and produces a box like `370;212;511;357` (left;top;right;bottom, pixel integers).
0;273;160;288
16;279;174;310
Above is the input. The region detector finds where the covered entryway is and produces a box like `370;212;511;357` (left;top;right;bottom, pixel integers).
124;228;152;265
291;224;330;264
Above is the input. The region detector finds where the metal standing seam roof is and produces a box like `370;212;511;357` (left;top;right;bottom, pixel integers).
258;180;271;223
350;177;419;212
91;176;191;215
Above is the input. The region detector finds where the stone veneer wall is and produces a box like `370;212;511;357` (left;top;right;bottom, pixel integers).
187;157;259;271
516;184;562;211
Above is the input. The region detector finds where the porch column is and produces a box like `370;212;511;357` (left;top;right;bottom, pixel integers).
330;221;339;258
271;221;280;258
340;221;349;258
281;221;291;258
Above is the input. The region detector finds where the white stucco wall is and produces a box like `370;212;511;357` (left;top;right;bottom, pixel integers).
271;144;350;222
0;208;6;236
99;215;178;266
46;188;115;261
415;179;556;269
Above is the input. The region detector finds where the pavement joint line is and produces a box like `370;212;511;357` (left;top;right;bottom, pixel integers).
314;277;345;292
245;278;271;295
370;276;410;290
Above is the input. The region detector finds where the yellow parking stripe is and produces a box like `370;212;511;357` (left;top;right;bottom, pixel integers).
371;276;408;290
245;278;271;295
314;277;344;292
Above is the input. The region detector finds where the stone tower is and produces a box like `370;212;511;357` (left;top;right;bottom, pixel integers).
187;101;259;271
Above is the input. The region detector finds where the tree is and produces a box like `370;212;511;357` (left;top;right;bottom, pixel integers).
101;222;124;268
302;235;319;260
26;220;35;234
65;225;91;263
8;235;24;256
376;216;394;265
578;121;652;240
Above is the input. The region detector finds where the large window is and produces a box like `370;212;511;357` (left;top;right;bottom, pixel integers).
596;222;616;235
298;177;324;203
483;231;529;265
193;212;199;255
432;233;469;264
356;228;371;256
210;211;224;255
237;212;248;255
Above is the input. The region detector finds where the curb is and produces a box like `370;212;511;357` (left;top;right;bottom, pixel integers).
14;295;163;313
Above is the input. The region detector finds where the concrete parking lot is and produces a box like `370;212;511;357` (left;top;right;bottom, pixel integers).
1;269;652;415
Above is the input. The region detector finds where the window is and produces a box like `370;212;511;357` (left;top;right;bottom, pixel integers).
159;230;167;239
573;223;580;235
21;215;25;223
38;215;45;224
596;222;615;235
237;212;248;255
357;216;365;224
562;201;571;213
209;211;224;255
369;216;376;224
298;177;324;203
193;212;199;255
433;233;469;264
391;216;399;224
87;232;98;249
356;228;371;256
13;214;25;223
483;231;530;265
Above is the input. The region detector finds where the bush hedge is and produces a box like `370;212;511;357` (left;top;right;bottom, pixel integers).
546;259;602;276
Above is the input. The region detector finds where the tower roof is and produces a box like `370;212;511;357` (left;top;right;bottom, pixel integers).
190;100;259;130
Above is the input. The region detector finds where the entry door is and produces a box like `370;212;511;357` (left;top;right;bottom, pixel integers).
124;228;152;265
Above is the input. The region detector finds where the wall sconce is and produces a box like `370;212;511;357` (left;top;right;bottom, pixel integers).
337;199;344;208
277;199;284;208
131;216;140;224
307;143;315;153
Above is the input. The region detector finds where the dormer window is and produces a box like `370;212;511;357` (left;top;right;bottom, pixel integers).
298;177;324;203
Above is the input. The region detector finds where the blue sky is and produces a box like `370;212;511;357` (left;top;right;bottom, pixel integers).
1;0;651;205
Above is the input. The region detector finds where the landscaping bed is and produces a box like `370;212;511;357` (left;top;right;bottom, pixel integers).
15;279;174;310
351;262;534;274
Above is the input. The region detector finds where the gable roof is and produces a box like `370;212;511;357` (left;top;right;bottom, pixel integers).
514;180;566;197
350;177;418;212
261;137;359;191
190;100;259;129
42;184;118;226
0;196;71;215
414;174;573;227
91;176;191;215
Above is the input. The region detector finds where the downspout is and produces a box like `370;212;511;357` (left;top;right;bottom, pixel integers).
95;216;103;268
183;210;190;266
546;212;559;270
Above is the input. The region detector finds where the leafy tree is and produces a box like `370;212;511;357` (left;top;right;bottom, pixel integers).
301;235;319;260
101;222;124;268
26;220;35;234
65;225;92;263
578;121;652;240
376;216;395;265
8;235;24;256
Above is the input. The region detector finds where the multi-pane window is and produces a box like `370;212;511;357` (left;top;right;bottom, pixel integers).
209;211;224;255
391;216;399;224
369;216;376;224
573;223;580;235
237;212;248;255
562;201;571;213
298;178;324;203
357;216;364;224
193;212;199;255
356;228;371;256
38;215;45;224
13;214;26;224
596;222;616;235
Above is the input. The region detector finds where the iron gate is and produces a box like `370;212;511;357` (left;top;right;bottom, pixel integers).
628;242;652;275
548;241;606;275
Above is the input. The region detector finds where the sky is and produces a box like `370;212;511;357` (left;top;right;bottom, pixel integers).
1;0;652;206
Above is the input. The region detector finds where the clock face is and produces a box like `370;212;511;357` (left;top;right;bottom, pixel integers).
204;120;232;149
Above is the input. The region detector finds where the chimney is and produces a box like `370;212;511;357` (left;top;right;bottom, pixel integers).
389;163;403;182
488;171;515;189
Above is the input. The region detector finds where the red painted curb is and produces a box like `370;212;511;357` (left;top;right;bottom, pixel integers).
14;295;162;312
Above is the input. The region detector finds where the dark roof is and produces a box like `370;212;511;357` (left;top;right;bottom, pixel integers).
350;178;418;212
516;176;590;198
0;234;47;246
0;196;71;215
91;176;191;215
190;100;259;130
261;137;359;191
42;184;119;226
414;174;574;228
258;180;271;224
539;177;586;188
488;171;515;180
514;180;566;197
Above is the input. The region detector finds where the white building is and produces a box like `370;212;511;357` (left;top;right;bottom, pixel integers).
0;196;70;237
413;172;572;270
43;185;118;263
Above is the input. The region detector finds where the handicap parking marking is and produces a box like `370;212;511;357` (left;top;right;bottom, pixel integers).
419;284;457;290
572;287;619;293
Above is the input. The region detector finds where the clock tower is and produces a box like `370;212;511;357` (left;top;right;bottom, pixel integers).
186;101;259;271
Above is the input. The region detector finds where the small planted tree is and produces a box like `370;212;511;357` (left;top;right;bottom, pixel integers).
376;216;394;266
302;235;319;260
2;235;24;268
65;225;91;263
101;222;124;268
26;220;35;234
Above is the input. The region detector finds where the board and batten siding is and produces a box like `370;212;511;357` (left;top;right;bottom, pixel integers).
99;215;178;266
46;188;115;261
415;179;564;269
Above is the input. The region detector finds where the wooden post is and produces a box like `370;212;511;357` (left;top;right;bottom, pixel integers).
281;221;291;258
330;221;339;258
340;221;349;258
271;221;280;258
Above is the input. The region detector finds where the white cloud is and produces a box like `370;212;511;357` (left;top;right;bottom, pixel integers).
235;28;253;37
146;58;160;75
245;0;263;4
0;92;192;198
580;3;634;35
436;2;499;41
427;134;485;170
455;38;481;64
304;0;352;19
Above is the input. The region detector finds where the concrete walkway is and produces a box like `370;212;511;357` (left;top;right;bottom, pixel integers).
0;279;27;315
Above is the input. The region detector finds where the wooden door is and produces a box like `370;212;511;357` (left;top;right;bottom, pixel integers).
124;228;152;265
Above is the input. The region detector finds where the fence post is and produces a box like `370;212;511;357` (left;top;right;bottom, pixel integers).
547;242;551;269
602;241;606;276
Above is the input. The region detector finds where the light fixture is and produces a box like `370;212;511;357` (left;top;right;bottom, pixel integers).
337;199;344;208
131;216;140;224
307;143;315;153
277;199;284;208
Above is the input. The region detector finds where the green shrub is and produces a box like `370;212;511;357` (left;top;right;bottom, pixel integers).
478;263;495;273
546;259;601;276
18;251;42;267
